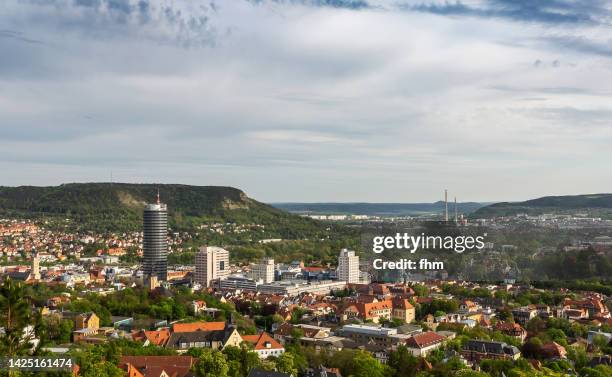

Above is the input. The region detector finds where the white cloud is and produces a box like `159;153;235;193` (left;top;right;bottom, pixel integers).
1;0;612;201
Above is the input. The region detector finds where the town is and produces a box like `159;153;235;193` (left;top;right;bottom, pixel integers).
1;197;611;377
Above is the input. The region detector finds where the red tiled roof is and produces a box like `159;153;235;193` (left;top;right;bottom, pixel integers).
132;328;171;346
357;300;393;319
119;356;194;377
406;332;446;349
172;321;225;332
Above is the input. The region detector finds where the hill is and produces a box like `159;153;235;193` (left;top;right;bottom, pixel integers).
0;183;335;237
272;201;486;216
471;193;612;218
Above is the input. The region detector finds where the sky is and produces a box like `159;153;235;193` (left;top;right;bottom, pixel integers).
1;0;612;203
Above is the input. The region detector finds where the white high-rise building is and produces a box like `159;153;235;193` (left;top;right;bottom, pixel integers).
195;246;230;287
252;258;275;283
337;249;359;284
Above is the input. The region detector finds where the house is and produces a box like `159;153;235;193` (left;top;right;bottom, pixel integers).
337;303;360;322
166;327;243;352
241;332;285;359
541;342;567;359
75;312;99;331
494;322;527;342
392;298;415;324
459;300;480;313
404;332;446;357
511;307;537;326
361;343;390;364
462;340;520;363
119;356;195;377
273;323;330;344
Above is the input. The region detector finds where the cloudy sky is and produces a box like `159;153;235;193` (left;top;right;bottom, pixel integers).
1;0;612;202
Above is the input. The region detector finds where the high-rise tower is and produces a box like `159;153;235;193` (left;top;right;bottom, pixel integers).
337;249;359;284
143;192;168;281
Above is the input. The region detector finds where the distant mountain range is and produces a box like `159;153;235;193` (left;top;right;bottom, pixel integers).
271;201;487;216
0;183;330;236
472;193;612;218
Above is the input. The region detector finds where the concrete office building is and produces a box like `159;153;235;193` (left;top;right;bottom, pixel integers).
337;249;359;284
195;246;230;287
252;258;275;283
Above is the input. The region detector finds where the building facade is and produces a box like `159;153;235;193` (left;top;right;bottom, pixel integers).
337;249;359;284
252;258;275;283
195;246;230;287
142;200;168;281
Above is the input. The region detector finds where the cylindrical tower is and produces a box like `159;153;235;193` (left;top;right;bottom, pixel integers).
143;200;168;281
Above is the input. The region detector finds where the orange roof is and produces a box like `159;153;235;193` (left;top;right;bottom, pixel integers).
132;328;171;346
241;332;284;350
172;321;225;332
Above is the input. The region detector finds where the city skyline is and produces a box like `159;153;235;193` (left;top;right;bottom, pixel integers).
2;0;612;202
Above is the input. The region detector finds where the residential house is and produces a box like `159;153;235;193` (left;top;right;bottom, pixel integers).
462;340;521;363
541;342;567;359
75;312;99;331
511;307;537;326
494;322;527;342
242;332;285;359
391;298;415;324
404;332;446;357
166;327;243;352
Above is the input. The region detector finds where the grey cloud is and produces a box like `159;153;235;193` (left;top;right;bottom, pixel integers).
247;0;370;10
408;0;608;25
7;0;219;47
544;35;612;57
0;30;44;44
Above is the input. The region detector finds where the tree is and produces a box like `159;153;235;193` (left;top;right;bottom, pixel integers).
80;361;124;377
193;349;230;377
276;353;298;376
0;277;35;356
388;345;419;377
350;351;392;377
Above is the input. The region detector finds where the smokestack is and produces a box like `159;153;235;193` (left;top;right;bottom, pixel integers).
444;189;448;222
454;196;458;223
